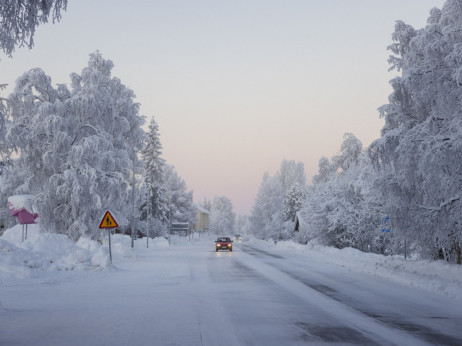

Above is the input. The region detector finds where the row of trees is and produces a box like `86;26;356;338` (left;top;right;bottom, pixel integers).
0;52;196;240
248;0;462;264
0;0;242;240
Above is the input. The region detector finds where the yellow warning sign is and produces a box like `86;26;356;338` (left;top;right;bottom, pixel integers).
99;210;119;229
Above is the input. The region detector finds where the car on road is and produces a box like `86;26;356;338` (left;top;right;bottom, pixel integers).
215;237;233;252
233;234;243;242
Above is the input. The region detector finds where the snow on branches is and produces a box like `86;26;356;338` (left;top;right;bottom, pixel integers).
1;52;146;240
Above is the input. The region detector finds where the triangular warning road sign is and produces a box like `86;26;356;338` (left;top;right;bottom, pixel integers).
99;210;119;229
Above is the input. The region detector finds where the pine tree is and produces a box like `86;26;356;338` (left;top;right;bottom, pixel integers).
282;182;306;222
141;118;168;224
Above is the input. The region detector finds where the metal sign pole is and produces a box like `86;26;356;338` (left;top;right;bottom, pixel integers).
108;229;112;264
99;210;119;265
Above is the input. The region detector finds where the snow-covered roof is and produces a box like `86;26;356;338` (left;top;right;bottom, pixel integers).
7;195;36;214
195;205;210;214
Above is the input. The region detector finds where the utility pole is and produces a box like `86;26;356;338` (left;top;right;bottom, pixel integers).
168;196;171;246
131;149;136;249
147;187;151;248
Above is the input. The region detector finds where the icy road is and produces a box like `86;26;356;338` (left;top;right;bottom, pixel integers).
2;237;462;346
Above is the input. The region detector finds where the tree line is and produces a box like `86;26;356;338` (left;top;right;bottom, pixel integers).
247;0;462;265
0;52;196;240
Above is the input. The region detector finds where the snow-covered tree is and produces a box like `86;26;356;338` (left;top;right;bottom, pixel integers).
282;182;306;222
278;159;306;191
141;118;168;226
2;52;146;240
249;159;306;241
297;134;381;251
249;172;283;240
1;0;68;56
200;198;212;212
370;0;462;263
164;165;196;224
209;195;235;235
236;214;250;235
0;84;10;166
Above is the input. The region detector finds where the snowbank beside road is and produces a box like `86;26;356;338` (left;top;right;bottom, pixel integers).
0;224;169;285
246;238;462;301
0;225;108;284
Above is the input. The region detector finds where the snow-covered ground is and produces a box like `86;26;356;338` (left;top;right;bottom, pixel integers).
1;225;461;301
1;225;462;345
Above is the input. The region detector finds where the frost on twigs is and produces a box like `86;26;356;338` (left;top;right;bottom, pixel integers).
0;0;68;56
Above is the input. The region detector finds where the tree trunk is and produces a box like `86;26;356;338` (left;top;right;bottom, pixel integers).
442;246;448;262
455;241;461;265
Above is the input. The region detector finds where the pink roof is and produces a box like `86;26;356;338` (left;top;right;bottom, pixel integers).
8;195;38;225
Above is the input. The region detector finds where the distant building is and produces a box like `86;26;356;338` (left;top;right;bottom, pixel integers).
194;205;209;234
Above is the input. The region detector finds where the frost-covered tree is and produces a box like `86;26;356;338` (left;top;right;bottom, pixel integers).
200;198;212;212
249;159;306;240
278;159;306;191
249;173;283;240
209;195;235;235
1;0;68;56
164;165;196;224
236;214;250;235
2;52;145;240
282;182;306;222
298;134;381;251
370;0;462;263
141;118;168;225
0;84;10;165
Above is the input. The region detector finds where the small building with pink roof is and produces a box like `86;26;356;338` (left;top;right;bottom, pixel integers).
7;195;38;241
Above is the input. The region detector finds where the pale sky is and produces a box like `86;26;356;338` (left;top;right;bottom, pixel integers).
1;0;445;215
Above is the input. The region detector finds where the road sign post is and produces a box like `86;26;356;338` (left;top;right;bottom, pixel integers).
99;210;119;264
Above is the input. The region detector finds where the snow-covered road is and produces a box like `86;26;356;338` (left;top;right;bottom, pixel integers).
1;236;462;345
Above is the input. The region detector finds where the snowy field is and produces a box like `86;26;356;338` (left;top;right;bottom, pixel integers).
1;225;462;345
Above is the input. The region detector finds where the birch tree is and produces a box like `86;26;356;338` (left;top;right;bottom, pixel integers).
2;52;146;240
370;0;462;263
1;0;68;56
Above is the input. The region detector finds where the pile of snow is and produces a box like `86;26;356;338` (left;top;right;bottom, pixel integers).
0;224;168;285
246;238;462;301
